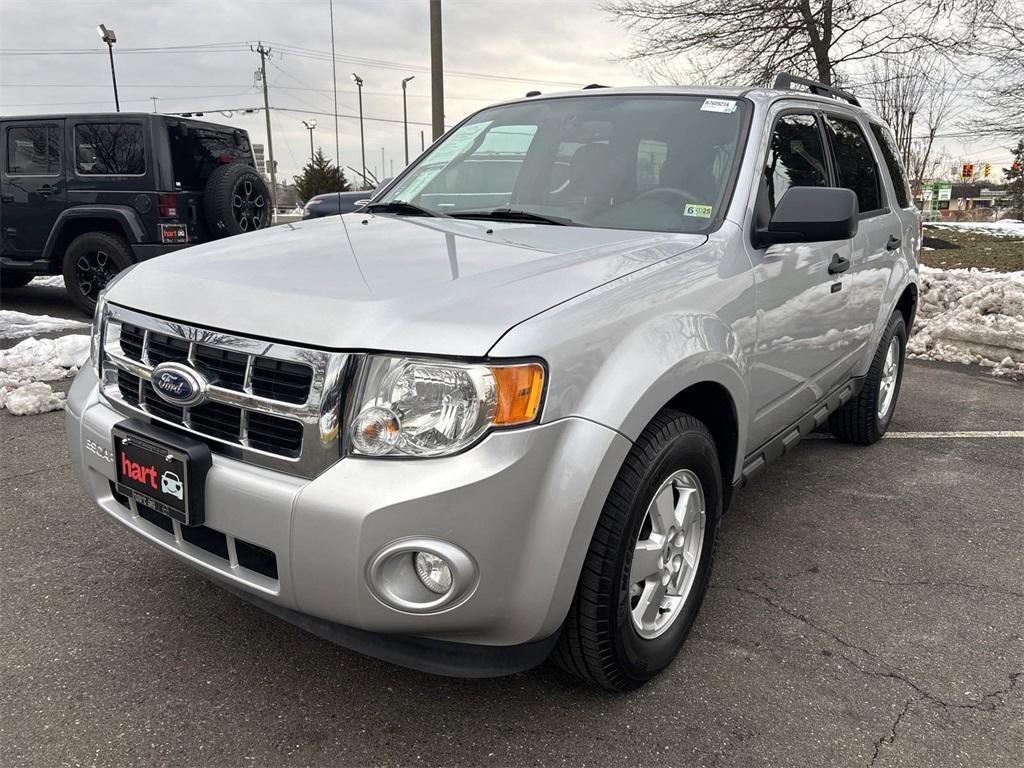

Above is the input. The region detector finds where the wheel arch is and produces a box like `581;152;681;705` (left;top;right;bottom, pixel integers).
43;206;145;269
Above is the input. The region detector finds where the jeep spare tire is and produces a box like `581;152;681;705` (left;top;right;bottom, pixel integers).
203;163;272;238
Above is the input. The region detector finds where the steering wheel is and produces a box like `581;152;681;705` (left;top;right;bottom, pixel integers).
635;186;701;204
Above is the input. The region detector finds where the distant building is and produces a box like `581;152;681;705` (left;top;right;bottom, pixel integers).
252;143;266;175
915;182;1009;220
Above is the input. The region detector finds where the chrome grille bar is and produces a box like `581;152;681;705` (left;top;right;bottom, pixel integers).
99;303;353;479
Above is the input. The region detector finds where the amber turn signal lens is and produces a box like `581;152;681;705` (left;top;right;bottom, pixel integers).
490;363;544;426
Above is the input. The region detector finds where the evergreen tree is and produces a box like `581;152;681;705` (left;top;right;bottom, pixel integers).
294;148;350;202
1004;140;1024;219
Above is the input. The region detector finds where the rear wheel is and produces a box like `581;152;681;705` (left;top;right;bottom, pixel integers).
554;410;722;690
829;311;907;444
62;231;133;315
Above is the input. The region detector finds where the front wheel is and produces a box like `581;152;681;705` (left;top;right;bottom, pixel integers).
829;311;907;444
554;410;722;690
62;231;133;315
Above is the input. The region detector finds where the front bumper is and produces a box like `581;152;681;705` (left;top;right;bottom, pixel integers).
65;367;631;673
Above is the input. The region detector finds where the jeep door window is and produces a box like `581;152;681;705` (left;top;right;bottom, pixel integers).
6;125;60;176
824;116;883;214
869;123;912;209
75;123;145;175
763;114;829;213
379;95;746;233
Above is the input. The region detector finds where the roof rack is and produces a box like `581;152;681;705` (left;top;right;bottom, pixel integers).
772;73;860;107
582;83;610;90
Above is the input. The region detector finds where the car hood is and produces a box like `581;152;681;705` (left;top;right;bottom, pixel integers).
109;214;705;355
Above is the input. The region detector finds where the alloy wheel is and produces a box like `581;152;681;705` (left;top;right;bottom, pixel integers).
232;179;267;231
877;336;901;419
628;469;707;639
74;249;117;301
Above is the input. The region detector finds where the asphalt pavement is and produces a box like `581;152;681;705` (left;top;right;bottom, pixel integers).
1;359;1021;768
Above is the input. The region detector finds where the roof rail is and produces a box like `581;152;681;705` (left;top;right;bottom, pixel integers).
582;83;610;90
772;73;860;107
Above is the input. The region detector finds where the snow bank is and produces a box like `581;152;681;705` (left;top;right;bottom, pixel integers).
925;220;1024;239
0;310;88;339
0;382;66;415
30;275;65;288
908;266;1024;378
0;335;90;414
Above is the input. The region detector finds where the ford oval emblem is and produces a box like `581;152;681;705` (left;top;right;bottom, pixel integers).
150;362;208;408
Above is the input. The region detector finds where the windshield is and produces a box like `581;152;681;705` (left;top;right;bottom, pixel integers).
380;94;746;233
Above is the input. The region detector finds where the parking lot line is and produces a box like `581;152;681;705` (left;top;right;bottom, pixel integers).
883;430;1024;438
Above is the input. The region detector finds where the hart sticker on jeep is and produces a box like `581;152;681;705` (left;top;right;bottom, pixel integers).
683;204;713;218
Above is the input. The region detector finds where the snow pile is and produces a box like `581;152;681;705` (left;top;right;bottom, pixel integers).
0;382;66;415
925;220;1024;239
30;275;65;288
0;335;90;413
908;266;1024;378
0;310;88;339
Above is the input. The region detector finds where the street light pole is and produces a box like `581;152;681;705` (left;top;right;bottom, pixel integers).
97;24;119;112
429;0;444;141
302;119;317;164
351;73;366;188
401;75;415;165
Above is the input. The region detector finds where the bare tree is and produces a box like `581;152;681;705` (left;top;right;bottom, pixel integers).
969;1;1024;137
863;53;957;182
606;0;972;87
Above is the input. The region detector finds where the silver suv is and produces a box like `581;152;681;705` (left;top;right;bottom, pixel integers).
65;76;920;690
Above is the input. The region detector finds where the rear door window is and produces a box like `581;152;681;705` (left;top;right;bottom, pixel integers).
869;123;911;208
764;114;829;212
824;116;883;214
6;124;61;176
75;123;145;175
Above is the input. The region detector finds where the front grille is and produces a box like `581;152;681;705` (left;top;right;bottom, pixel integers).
101;305;350;478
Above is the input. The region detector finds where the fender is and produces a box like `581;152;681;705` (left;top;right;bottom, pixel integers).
43;205;150;265
855;258;918;377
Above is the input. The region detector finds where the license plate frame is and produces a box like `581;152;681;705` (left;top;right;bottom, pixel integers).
112;419;211;526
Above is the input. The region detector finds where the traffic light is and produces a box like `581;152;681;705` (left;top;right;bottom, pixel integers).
983;162;991;178
961;162;974;179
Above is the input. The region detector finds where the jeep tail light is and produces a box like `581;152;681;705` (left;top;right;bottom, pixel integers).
158;193;178;218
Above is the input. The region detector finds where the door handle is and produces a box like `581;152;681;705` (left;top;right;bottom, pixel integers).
828;253;850;275
886;234;901;251
0;193;13;203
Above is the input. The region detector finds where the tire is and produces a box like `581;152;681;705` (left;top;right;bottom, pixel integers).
1;270;34;289
61;231;133;315
829;311;907;445
203;163;272;238
554;410;722;690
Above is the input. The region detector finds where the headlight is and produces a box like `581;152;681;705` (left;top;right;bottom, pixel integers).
90;264;137;377
348;356;545;457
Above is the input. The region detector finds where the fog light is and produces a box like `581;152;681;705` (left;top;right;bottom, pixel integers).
414;551;453;594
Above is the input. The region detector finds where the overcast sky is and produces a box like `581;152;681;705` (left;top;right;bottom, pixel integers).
0;0;1012;186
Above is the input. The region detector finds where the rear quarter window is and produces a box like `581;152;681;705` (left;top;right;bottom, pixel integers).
167;124;252;188
869;123;912;209
75;123;145;175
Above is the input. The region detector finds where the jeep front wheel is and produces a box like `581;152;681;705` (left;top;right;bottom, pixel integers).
554;410;722;690
62;231;133;315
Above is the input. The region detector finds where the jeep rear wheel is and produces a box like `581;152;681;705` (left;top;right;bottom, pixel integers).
62;231;133;315
203;163;272;238
554;410;721;690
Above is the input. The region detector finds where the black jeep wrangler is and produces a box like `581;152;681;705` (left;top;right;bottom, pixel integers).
1;113;271;313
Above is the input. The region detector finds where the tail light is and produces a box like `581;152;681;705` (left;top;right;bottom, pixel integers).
158;193;178;218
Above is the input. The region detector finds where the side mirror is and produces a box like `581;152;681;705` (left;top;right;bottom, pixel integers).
756;187;858;247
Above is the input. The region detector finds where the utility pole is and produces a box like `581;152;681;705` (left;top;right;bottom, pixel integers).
381;146;385;182
302;119;317;164
97;24;119;112
401;75;415;165
429;0;445;141
351;73;367;188
252;42;277;212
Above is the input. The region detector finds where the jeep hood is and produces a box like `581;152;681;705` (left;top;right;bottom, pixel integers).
109;214;705;355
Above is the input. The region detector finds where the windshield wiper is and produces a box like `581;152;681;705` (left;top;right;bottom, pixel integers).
363;200;449;218
450;208;576;226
